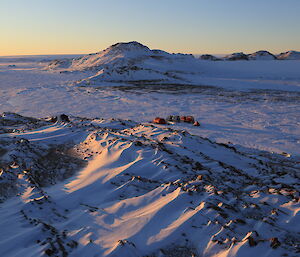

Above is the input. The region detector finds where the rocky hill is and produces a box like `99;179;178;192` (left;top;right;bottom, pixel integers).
223;52;249;61
46;42;198;85
248;50;277;60
199;54;221;61
277;50;300;60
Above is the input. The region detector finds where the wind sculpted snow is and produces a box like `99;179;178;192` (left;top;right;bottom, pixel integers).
0;114;299;257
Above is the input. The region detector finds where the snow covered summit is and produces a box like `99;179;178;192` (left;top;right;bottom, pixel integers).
248;50;277;60
69;41;153;71
277;50;300;60
46;41;198;85
223;52;249;61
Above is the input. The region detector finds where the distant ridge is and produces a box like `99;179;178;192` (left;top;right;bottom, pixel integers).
277;50;300;60
200;50;300;61
44;41;300;87
248;50;277;60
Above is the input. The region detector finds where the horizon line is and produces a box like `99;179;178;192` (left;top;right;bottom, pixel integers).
0;51;298;58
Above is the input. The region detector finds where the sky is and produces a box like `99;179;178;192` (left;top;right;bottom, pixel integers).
1;0;300;56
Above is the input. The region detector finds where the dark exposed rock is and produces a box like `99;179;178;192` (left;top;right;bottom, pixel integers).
60;114;70;122
270;237;281;249
200;54;221;61
224;52;249;61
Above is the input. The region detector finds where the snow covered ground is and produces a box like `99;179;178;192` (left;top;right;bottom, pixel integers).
0;113;299;257
0;45;300;257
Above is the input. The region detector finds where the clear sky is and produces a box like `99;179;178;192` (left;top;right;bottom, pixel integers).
1;0;299;56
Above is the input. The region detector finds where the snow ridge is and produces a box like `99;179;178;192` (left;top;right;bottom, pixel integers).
0;113;299;257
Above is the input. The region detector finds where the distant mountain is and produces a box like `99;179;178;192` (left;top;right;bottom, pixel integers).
223;52;249;61
277;50;300;60
199;54;222;61
45;43;300;86
202;50;300;61
46;41;198;85
248;50;277;60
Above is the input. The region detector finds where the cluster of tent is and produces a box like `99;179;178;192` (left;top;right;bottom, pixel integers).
153;115;200;126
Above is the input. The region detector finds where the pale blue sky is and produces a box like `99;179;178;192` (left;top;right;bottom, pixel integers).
1;0;299;55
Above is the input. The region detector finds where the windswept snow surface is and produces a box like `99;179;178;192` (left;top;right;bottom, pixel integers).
0;114;299;257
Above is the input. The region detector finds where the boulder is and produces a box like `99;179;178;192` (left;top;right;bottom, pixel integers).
60;114;70;122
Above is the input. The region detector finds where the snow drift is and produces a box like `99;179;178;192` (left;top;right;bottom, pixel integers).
0;113;299;257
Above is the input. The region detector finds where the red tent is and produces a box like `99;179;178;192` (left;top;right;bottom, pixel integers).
153;117;167;124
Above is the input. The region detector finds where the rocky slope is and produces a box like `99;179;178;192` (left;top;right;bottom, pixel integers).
0;113;299;257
